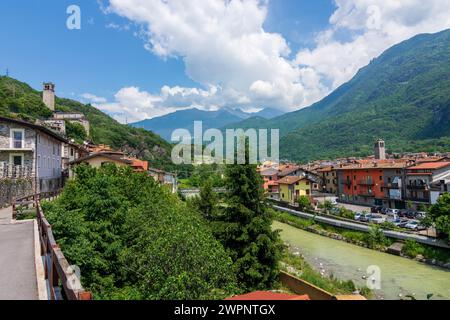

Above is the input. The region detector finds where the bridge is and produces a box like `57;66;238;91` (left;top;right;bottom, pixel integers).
0;193;91;300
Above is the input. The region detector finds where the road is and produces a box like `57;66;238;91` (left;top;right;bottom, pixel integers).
0;207;38;300
273;205;450;249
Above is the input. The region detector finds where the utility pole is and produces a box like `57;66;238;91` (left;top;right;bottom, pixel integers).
6;68;9;77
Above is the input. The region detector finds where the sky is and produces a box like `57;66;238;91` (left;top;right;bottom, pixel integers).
1;0;450;123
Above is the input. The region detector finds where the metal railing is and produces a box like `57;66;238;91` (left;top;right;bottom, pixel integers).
0;164;34;179
13;192;92;300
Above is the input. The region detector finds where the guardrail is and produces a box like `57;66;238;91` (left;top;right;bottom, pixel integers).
13;192;92;300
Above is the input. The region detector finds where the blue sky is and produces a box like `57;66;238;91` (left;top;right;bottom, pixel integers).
0;0;334;100
0;0;449;122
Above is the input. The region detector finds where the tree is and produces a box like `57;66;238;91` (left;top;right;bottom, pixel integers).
297;196;312;212
44;164;237;299
211;153;283;292
427;193;450;241
193;178;218;220
65;121;87;143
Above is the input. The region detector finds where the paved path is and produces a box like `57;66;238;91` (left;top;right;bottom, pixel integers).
273;205;450;249
0;207;38;300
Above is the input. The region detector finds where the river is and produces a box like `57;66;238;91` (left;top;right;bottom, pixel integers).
274;221;450;300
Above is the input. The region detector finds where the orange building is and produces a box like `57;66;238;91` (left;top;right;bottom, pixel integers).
336;160;408;206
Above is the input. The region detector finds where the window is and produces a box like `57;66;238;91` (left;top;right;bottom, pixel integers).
306;190;310;195
9;154;24;166
380;176;383;181
10;129;24;149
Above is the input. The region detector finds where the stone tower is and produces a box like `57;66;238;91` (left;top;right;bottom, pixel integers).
374;139;386;160
43;82;55;111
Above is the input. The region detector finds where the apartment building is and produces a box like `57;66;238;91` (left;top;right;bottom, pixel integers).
0;116;67;192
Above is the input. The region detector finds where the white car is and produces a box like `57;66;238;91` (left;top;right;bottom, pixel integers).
369;214;386;224
404;220;426;231
387;209;400;216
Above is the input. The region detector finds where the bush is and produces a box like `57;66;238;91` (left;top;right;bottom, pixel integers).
402;240;424;259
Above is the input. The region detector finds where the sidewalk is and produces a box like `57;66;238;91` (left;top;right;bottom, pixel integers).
0;207;38;300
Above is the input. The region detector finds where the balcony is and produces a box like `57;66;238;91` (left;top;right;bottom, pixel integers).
407;184;429;191
358;192;375;198
0;164;34;179
358;179;375;186
383;183;400;189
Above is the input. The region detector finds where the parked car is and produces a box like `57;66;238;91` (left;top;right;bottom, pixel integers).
404;220;426;231
380;207;389;214
387;209;400;216
371;206;383;213
392;219;409;227
406;210;417;219
354;212;363;221
368;214;386;224
398;209;409;218
415;211;427;220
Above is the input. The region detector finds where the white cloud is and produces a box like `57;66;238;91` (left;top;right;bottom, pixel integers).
296;0;450;90
81;93;107;104
104;0;319;116
96;0;450;123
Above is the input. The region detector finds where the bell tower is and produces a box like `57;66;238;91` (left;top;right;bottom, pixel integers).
43;82;55;111
374;139;386;160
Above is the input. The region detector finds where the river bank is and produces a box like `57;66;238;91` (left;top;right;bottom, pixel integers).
273;209;450;269
273;221;450;300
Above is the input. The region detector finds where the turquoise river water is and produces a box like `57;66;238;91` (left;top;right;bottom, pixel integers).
273;221;450;300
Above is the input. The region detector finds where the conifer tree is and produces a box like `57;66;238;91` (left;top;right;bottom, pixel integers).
212;146;283;291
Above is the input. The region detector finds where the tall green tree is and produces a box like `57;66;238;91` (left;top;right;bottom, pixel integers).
212;153;283;291
427;193;450;241
193;178;218;220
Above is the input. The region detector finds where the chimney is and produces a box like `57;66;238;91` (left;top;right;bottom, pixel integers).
43;82;55;111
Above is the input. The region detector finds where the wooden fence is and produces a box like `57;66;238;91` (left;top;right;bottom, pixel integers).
13;193;92;300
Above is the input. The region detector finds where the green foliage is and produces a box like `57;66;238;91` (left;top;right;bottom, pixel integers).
339;208;355;220
402;240;424;259
210;160;283;291
297;196;312;212
427;193;450;241
43;164;237;299
192;178;218;220
65;121;87;143
365;224;391;249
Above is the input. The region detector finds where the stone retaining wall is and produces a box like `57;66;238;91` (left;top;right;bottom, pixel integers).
0;178;34;207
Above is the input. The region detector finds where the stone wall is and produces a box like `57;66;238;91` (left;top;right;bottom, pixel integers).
0;178;35;207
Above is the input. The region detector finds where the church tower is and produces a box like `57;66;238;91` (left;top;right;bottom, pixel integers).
43;82;55;111
374;139;386;160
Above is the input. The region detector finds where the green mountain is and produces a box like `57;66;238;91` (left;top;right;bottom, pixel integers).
227;29;450;162
0;76;173;168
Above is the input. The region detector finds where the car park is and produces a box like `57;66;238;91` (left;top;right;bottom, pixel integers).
380;207;389;214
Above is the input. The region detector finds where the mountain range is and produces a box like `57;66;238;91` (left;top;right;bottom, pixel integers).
131;107;284;141
225;29;450;162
